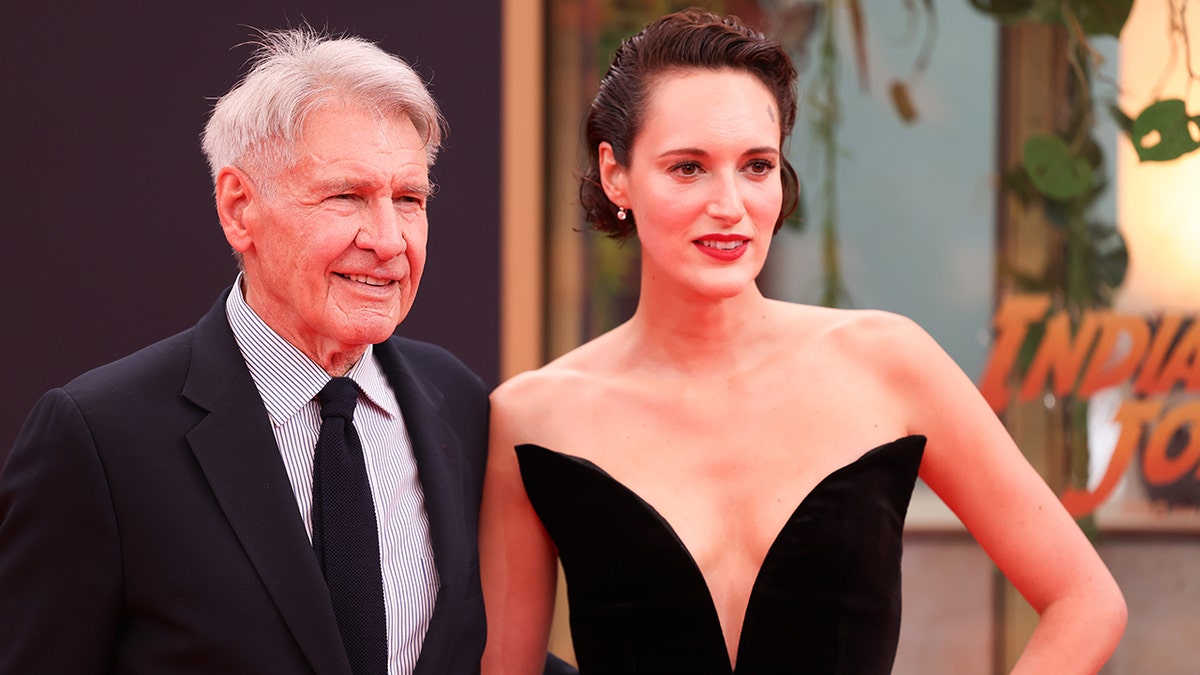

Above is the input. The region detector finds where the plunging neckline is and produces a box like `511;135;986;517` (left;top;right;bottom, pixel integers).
517;434;925;672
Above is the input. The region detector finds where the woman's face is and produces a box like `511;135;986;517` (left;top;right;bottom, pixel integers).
602;68;784;301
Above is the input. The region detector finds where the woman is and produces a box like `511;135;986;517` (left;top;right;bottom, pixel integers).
480;9;1125;674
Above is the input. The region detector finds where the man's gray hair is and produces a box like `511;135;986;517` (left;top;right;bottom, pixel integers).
201;27;446;183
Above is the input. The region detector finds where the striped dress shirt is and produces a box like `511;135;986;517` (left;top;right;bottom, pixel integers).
225;278;438;675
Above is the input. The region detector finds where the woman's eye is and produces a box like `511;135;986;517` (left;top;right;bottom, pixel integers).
671;162;702;177
746;159;776;175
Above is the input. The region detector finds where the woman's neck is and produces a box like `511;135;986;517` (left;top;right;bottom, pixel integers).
621;280;774;375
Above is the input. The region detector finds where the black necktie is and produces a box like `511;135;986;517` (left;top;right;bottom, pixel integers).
311;377;387;675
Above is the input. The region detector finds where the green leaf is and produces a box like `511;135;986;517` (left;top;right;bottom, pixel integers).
1131;99;1200;162
1068;0;1133;37
1022;134;1093;200
1085;221;1128;302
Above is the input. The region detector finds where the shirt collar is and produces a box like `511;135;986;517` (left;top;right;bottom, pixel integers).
225;274;399;426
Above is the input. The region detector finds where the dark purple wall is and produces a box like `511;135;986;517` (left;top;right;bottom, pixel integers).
0;2;501;456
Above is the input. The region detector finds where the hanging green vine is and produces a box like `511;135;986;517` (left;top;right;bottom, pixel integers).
771;0;1198;311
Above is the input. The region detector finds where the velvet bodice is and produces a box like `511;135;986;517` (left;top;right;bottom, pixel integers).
516;436;925;674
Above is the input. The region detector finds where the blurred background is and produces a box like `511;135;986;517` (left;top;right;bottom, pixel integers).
3;1;1197;672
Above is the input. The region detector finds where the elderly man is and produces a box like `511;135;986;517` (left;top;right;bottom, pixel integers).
0;29;487;674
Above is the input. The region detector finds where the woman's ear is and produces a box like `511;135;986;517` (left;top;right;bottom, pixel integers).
598;142;628;207
214;166;257;254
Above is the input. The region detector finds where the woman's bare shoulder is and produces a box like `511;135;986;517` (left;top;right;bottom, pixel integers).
490;331;630;441
492;364;583;411
767;302;957;405
828;306;952;376
770;301;927;352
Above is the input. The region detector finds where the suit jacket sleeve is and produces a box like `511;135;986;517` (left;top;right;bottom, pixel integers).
0;388;123;672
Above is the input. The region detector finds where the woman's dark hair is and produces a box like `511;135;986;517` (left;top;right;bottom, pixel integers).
580;8;800;240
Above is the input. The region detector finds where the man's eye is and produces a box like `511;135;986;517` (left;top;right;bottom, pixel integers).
394;196;426;212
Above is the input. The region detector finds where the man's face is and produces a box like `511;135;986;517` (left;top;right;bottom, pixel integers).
229;103;431;373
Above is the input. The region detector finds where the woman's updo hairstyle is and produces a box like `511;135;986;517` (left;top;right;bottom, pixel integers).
580;8;800;240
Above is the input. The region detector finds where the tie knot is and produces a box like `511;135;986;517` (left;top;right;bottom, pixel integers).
317;377;359;422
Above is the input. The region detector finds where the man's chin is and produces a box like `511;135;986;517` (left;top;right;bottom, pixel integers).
338;317;405;346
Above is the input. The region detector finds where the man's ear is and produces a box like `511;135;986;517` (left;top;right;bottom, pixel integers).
214;166;257;253
598;142;628;207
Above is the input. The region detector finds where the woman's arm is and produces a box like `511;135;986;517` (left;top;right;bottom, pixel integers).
479;380;562;675
882;314;1127;673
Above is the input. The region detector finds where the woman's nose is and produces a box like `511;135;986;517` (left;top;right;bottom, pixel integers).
705;171;747;223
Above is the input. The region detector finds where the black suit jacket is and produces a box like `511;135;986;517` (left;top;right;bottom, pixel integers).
0;291;489;674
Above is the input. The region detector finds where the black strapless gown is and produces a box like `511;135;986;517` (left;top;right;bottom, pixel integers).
516;435;925;674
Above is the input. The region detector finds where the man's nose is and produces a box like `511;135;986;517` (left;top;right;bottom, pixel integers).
356;200;409;259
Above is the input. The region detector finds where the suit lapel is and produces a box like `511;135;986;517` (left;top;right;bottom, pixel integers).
182;294;350;675
375;341;468;675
